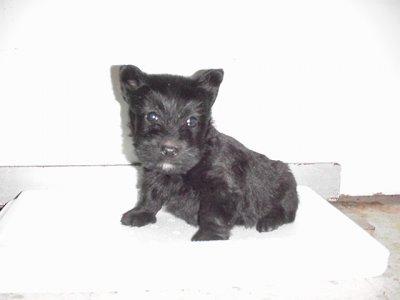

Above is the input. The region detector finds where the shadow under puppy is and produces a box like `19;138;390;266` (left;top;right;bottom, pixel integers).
119;65;299;241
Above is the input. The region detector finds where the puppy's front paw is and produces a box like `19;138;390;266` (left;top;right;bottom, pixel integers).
121;210;156;227
191;229;229;241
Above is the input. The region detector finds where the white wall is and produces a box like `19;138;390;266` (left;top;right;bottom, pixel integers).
0;0;399;195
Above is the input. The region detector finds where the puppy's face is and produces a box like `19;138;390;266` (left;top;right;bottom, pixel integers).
119;66;223;174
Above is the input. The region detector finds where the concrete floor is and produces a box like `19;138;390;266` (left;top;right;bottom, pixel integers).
0;197;399;299
330;196;400;299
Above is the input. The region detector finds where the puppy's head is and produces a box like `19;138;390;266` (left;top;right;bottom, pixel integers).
119;65;223;174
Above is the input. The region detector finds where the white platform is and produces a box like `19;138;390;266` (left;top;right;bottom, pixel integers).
0;186;389;293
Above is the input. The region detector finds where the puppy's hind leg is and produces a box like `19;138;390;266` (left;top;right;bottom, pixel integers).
256;188;298;232
256;206;285;232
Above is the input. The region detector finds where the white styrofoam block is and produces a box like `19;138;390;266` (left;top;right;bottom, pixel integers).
0;186;389;293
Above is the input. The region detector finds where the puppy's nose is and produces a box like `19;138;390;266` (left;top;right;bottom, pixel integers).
161;145;179;156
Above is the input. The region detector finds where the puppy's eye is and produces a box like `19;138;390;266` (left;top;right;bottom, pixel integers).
146;112;159;122
186;116;198;127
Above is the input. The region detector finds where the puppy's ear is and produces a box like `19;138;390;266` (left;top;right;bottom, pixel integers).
119;65;148;101
192;69;224;105
192;69;224;90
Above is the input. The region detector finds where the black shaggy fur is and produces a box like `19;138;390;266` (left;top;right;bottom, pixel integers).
119;65;299;241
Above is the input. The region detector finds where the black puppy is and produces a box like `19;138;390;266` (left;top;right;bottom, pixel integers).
119;65;298;241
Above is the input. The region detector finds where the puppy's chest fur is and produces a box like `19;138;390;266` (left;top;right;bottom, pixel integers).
151;174;200;226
